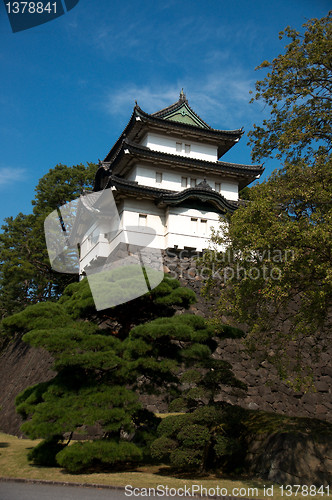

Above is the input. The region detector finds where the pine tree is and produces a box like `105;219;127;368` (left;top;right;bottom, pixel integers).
2;277;194;472
2;276;246;473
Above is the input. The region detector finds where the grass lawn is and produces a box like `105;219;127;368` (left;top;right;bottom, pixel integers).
0;432;328;500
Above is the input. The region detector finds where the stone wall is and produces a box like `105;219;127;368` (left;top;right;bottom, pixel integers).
246;432;332;486
160;250;332;422
0;336;54;436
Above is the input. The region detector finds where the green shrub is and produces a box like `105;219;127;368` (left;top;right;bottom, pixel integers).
217;324;245;339
59;279;95;319
190;405;221;426
169;448;203;470
132;409;161;461
27;436;65;466
214;433;241;458
56;440;142;473
177;424;210;448
168;397;187;412
151;277;196;307
157;414;188;438
150;436;177;462
152;404;248;473
2;302;71;333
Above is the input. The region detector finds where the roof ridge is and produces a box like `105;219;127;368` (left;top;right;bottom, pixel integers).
150;89;187;117
150;91;212;129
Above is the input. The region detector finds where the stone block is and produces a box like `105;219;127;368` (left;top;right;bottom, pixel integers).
315;404;329;415
316;378;330;392
321;366;332;377
248;401;259;410
247;432;332;486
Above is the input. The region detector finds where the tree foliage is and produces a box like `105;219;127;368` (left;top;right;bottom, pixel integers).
151;404;247;473
248;12;331;164
0;163;96;317
151;403;332;473
204;13;332;388
1;275;243;473
124;313;245;402
32;163;97;216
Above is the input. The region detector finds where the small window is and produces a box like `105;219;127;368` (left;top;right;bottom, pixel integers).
139;214;147;226
156;172;162;183
185;144;191;154
215;182;221;192
190;178;196;188
181;177;188;188
176;142;182;153
201;219;207;235
191;217;198;234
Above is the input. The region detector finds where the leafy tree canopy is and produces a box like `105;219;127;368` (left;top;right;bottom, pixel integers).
32;163;97;215
248;11;331;164
0;163;96;317
204;13;332;388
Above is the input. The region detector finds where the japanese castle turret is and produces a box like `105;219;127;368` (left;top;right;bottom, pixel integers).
80;91;263;273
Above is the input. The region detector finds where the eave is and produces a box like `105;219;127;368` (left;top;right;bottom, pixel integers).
106;175;238;214
96;140;263;191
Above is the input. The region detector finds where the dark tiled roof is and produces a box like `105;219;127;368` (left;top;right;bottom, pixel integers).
156;188;238;213
95;139;263;192
112;139;264;177
107;174;173;195
136;105;243;137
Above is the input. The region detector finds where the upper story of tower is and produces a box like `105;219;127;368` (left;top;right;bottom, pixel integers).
94;91;263;197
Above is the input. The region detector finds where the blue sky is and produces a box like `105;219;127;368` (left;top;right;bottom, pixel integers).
0;0;329;225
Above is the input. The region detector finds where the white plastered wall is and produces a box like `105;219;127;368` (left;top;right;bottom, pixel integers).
165;206;223;252
80;221;114;271
127;164;239;201
79;200;226;272
141;132;218;161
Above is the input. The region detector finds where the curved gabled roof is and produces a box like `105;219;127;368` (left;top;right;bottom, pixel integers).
156;184;238;213
105;175;238;214
122;140;262;174
151;90;213;129
135;105;243;137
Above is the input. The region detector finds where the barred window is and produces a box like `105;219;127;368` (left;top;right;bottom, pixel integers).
156;172;162;183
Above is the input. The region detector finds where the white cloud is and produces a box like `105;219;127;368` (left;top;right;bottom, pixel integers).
92;21;143;56
0;167;26;187
102;67;262;131
104;84;181;116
